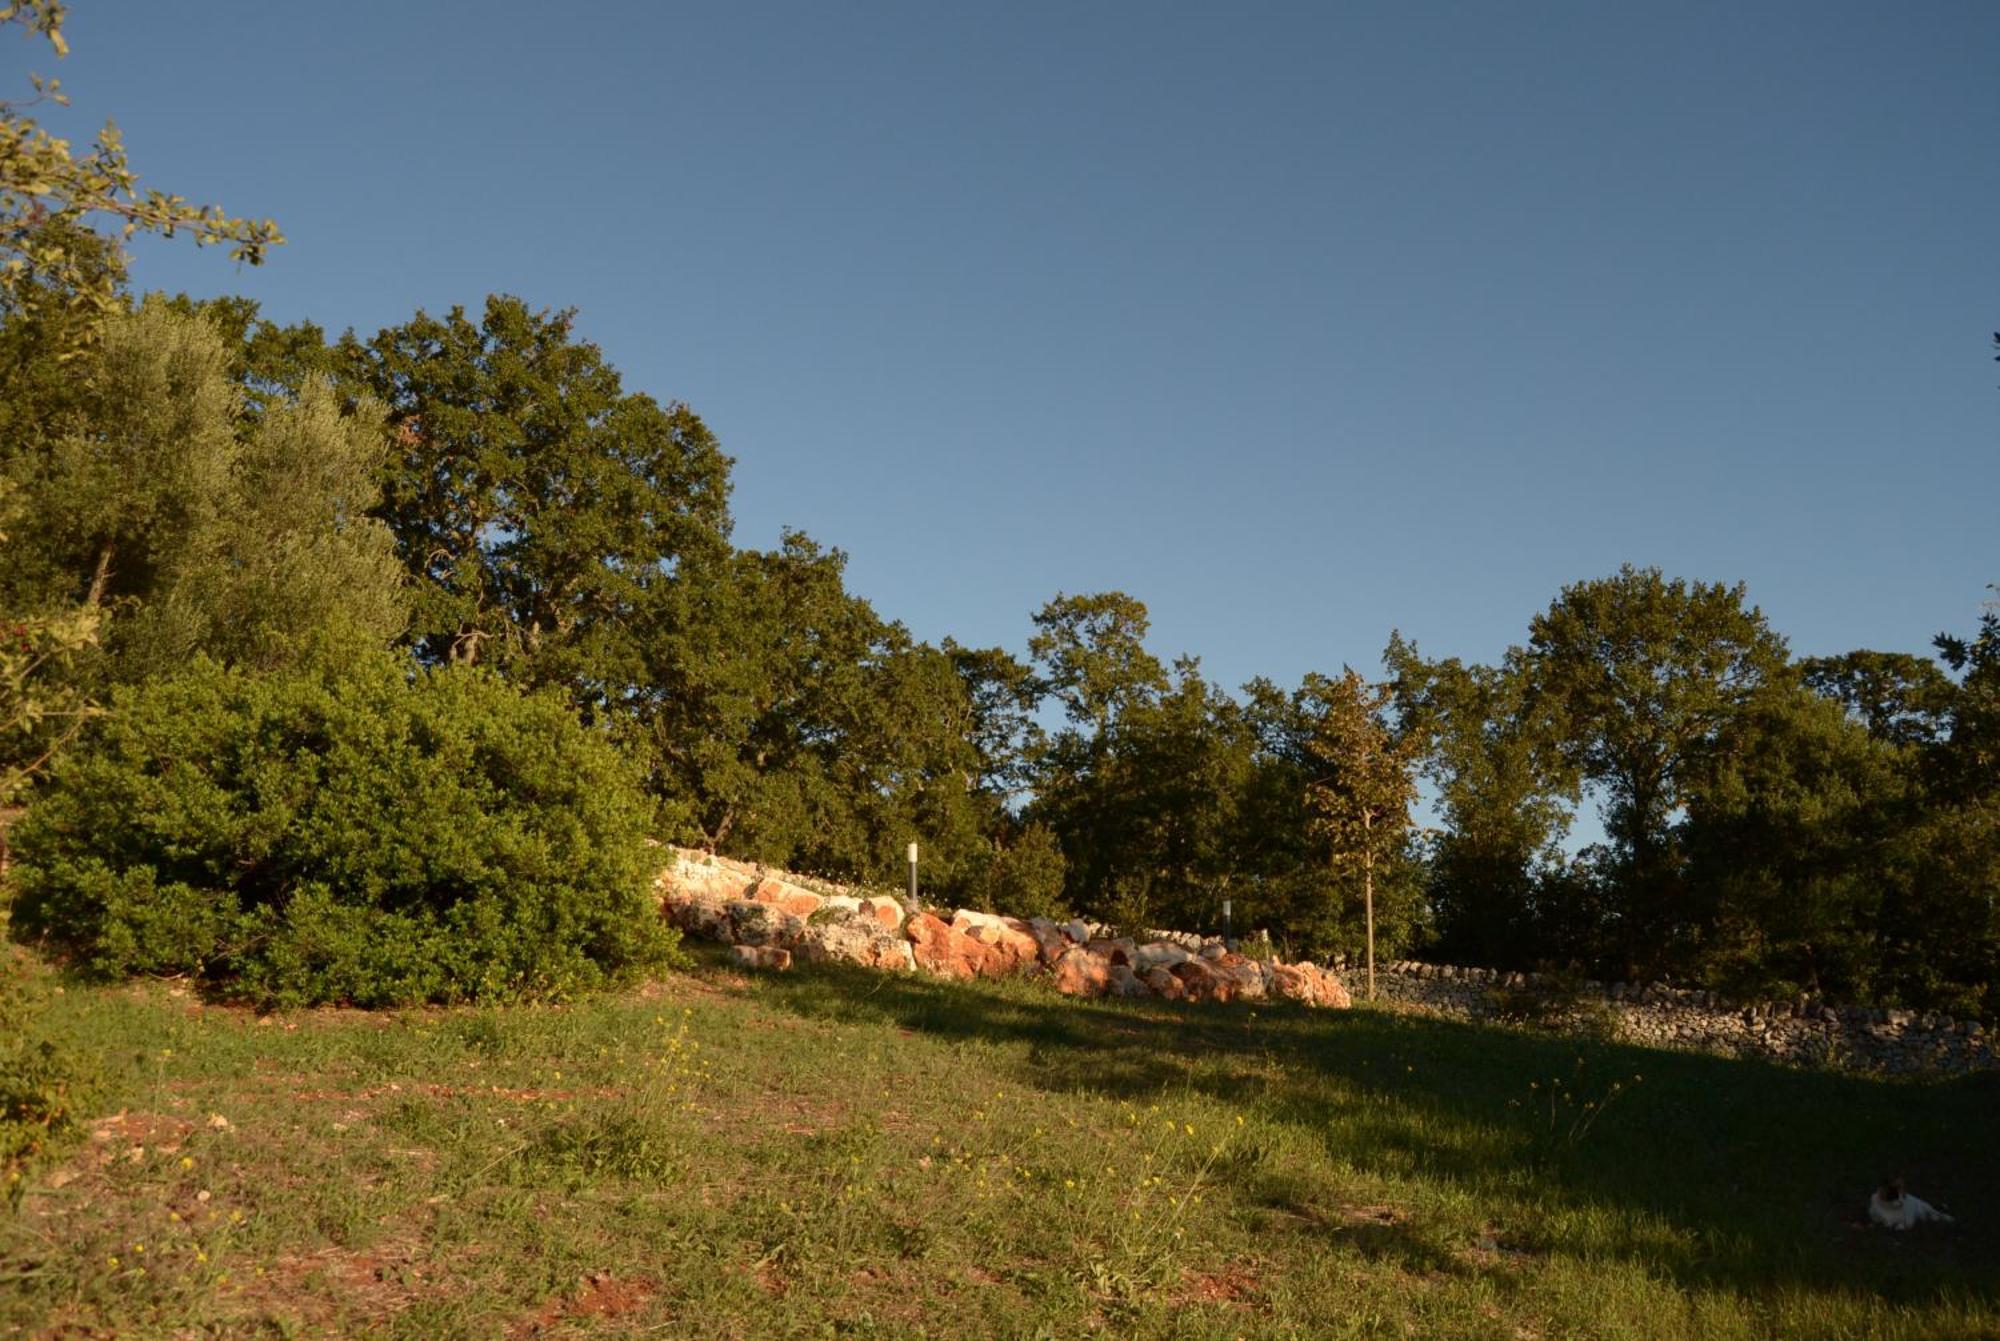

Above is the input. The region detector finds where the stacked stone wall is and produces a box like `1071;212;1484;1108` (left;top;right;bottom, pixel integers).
654;847;1992;1074
655;850;1351;1010
1362;959;1993;1076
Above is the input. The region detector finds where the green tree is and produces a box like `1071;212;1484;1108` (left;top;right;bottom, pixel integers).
2;301;403;681
1524;566;1790;974
1800;649;1954;748
1029;591;1167;733
637;533;991;893
942;639;1045;803
1026;595;1251;929
1679;681;1911;1001
1094;660;1253;932
1302;668;1419;1000
0;483;98;810
964;822;1070;920
638;533;874;859
348;295;733;691
3;298;237;618
156;293;345;427
1931;590;2000;803
1386;634;1579;967
1872;591;2000;1016
1;3;281;333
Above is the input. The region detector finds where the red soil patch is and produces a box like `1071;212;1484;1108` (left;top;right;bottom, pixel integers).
511;1272;659;1337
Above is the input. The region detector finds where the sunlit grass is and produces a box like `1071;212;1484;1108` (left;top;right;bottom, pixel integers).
2;947;1993;1338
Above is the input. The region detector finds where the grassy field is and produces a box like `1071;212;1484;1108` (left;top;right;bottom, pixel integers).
2;947;1995;1339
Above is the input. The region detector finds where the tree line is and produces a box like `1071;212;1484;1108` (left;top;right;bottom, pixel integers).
2;3;1994;1013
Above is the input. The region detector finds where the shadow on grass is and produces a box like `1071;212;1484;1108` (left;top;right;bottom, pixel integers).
713;951;2000;1307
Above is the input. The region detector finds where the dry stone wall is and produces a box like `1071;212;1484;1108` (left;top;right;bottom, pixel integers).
653;850;1351;1010
1364;959;1995;1076
654;848;1991;1074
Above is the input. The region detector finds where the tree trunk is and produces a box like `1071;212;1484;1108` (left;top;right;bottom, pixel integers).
1364;810;1376;1002
1360;856;1376;1004
85;541;115;607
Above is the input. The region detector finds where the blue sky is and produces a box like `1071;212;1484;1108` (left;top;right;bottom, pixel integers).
26;1;1999;694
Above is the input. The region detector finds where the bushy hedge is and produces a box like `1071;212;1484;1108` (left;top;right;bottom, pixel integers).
7;654;678;1007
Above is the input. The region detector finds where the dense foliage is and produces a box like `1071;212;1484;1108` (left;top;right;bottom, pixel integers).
8;656;676;1006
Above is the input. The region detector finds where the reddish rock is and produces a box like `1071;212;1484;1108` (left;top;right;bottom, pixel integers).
749;878;823;921
1051;945;1112;997
961;918;1041;977
906;911;985;979
861;895;906;932
1270;961;1352;1008
730;944;792;971
1171;958;1231;1003
1024;918;1070;967
1142;966;1186;1001
1213;954;1267;1001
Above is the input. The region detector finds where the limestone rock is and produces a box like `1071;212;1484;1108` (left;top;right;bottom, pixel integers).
1086;937;1138;967
727;899;806;948
661;889;734;941
657;851;758;905
730;944;792;971
1106;963;1148;999
798;910;917;971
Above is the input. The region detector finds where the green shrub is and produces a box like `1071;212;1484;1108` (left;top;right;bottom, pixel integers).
967;824;1071;921
7;654;678;1007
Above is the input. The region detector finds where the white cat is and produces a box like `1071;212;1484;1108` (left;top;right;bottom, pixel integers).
1869;1178;1955;1231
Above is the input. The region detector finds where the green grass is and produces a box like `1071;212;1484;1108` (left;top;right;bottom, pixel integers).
3;946;1996;1338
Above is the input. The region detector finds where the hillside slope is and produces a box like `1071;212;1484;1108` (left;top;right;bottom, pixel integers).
3;950;1995;1338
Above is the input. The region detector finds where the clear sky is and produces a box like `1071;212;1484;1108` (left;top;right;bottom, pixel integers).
26;1;2000;693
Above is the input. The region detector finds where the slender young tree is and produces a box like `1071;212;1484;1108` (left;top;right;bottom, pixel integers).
1302;668;1418;1000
